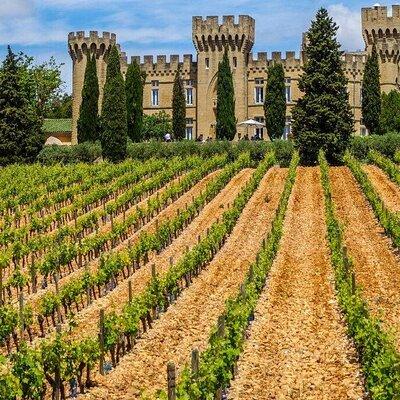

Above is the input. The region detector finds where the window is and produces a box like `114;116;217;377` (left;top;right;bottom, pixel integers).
283;116;292;140
151;81;159;106
185;80;194;105
285;78;291;103
186;118;194;140
205;58;209;69
254;117;264;139
233;57;237;68
254;78;264;104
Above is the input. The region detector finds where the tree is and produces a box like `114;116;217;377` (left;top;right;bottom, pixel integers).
292;8;354;165
46;93;72;119
77;53;99;143
100;46;127;161
380;90;400;133
172;67;186;140
264;63;286;140
142;111;172;141
126;60;145;142
362;44;381;135
216;48;236;140
0;46;44;165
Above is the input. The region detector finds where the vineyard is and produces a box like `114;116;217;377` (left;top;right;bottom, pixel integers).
1;149;400;400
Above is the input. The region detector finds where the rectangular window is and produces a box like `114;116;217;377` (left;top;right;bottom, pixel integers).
186;88;193;105
185;126;193;140
254;87;264;104
233;57;237;68
254;116;264;139
205;58;209;69
283;116;292;140
285;78;292;103
151;89;159;106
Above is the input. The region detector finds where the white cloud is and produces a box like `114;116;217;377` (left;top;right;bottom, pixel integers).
0;0;32;17
328;4;364;51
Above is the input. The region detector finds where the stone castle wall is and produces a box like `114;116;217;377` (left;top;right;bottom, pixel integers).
68;5;399;144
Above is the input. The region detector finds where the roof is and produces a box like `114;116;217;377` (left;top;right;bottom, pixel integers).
43;119;72;133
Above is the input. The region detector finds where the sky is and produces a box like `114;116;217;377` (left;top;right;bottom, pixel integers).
0;0;387;93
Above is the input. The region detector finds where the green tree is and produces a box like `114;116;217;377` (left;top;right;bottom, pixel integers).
77;53;99;142
0;46;44;165
100;45;127;161
292;8;354;165
172;67;186;140
362;44;381;135
126;60;145;142
142;111;172;141
380;90;400;133
264;63;286;140
216;48;236;140
46;93;72;119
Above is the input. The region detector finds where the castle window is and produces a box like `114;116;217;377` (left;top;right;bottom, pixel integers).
151;80;159;87
205;58;209;69
233;57;237;68
285;78;292;103
254;78;264;104
186;88;193;105
282;116;292;140
254;116;264;139
151;81;159;106
186;118;194;140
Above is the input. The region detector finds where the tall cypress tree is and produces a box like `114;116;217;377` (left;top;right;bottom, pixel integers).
292;8;354;165
172;67;186;140
100;45;127;161
77;53;99;142
216;48;236;140
0;46;43;165
380;90;400;133
264;63;286;140
362;44;381;135
126;60;145;142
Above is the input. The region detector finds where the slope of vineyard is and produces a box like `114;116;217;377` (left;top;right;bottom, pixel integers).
228;167;364;399
362;164;400;212
79;167;288;399
330;167;400;350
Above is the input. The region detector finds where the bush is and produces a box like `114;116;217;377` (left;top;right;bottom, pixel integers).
37;142;102;164
349;133;400;161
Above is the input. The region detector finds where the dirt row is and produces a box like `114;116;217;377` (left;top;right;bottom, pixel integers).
228;167;365;400
330;166;400;352
67;168;254;342
79;167;288;400
362;164;400;213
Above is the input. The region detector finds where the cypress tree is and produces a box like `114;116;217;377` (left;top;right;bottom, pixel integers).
77;53;99;142
100;45;127;162
126;60;145;142
292;8;354;165
264;63;286;140
380;90;400;133
0;46;43;165
172;67;186;140
362;44;381;135
216;48;236;140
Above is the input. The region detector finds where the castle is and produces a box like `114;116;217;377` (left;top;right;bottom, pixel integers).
67;5;400;144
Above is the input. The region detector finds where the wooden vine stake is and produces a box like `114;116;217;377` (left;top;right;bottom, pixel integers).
191;348;199;377
99;309;105;375
167;362;176;400
128;280;133;304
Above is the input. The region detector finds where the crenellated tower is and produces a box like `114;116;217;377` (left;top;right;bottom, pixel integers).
192;15;255;138
68;31;127;144
362;5;400;93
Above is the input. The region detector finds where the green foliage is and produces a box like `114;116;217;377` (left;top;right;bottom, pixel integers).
320;150;400;399
100;45;127;162
349;133;400;161
126;60;145;142
0;46;44;165
380;90;400;134
264;63;286;140
368;150;400;185
292;8;353;165
45;93;72;119
175;152;299;399
362;45;381;135
0;356;21;400
78;53;99;143
216;48;236;140
172;67;186;140
142;111;172;141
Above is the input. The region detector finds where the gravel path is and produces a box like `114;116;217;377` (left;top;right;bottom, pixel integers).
79;167;288;400
330;166;400;351
228;167;365;400
363;164;400;212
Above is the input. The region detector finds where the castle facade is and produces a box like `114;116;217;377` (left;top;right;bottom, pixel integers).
68;5;400;144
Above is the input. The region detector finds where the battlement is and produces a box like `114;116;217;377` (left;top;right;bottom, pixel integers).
130;54;197;73
362;5;400;23
247;51;302;69
342;52;367;70
192;15;255;53
68;30;117;44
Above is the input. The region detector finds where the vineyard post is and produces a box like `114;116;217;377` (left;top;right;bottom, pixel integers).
31;253;37;293
262;238;266;250
128;280;133;304
185;245;189;253
99;309;105;375
85;262;91;306
167;362;176;400
197;235;201;244
169;256;173;267
191;348;199;377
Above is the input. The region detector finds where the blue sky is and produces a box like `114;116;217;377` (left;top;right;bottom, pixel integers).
0;1;386;93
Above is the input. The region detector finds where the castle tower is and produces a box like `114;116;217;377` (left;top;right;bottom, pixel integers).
362;5;400;93
192;15;255;139
68;31;127;144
